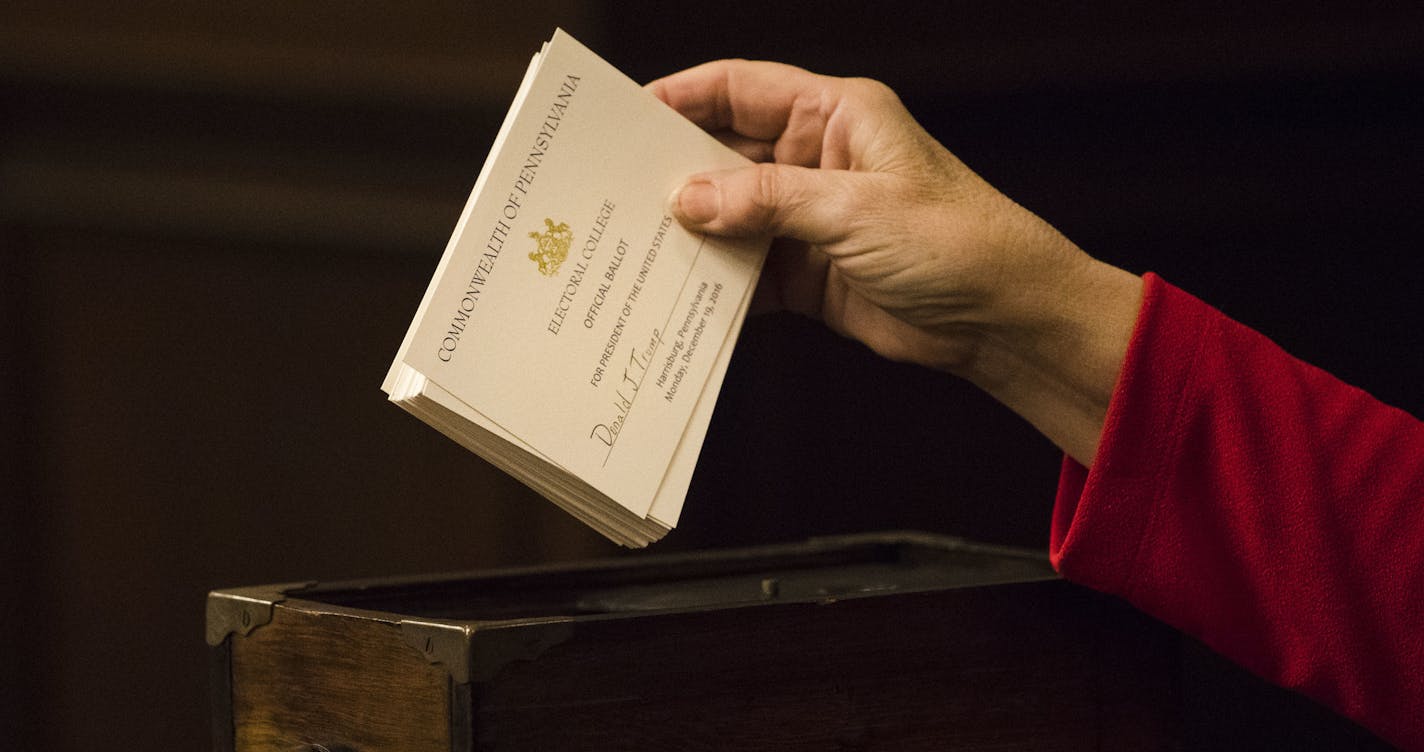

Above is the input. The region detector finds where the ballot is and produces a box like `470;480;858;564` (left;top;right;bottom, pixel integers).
382;29;768;547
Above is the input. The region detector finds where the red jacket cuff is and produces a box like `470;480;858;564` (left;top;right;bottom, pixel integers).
1049;272;1216;599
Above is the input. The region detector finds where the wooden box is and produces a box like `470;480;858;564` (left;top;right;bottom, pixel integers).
208;532;1388;751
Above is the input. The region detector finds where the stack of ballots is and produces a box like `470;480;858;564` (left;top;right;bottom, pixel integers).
383;30;767;546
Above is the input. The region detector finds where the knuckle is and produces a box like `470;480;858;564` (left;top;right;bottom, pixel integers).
750;163;784;224
846;77;900;106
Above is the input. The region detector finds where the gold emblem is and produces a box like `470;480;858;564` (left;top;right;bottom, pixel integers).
528;218;573;277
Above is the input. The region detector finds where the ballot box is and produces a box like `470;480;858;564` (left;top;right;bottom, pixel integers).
206;532;1381;751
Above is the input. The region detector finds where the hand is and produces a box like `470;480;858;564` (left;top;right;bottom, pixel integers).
649;60;1142;464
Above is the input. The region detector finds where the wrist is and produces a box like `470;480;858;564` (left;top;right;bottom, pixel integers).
953;252;1143;465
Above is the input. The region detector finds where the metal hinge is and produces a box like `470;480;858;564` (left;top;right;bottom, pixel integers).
400;618;476;684
400;618;575;685
205;582;314;646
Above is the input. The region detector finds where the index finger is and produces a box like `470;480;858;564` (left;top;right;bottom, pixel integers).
648;60;841;162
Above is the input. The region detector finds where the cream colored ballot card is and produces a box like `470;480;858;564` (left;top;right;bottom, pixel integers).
398;30;765;518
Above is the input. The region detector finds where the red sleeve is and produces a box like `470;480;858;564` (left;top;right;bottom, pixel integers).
1051;273;1424;750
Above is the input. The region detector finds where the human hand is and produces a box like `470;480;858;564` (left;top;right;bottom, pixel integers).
649;60;1142;463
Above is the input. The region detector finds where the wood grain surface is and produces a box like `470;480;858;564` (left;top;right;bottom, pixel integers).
231;605;451;752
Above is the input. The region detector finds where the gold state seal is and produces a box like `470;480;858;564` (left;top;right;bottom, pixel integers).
528;218;573;276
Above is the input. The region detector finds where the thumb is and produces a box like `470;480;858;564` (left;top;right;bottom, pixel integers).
669;163;854;244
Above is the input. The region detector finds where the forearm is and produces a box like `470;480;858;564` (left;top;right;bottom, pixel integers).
954;254;1143;466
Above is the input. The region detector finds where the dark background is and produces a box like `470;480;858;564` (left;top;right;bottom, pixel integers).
2;2;1420;749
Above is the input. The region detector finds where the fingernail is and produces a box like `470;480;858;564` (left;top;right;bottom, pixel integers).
674;180;720;224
